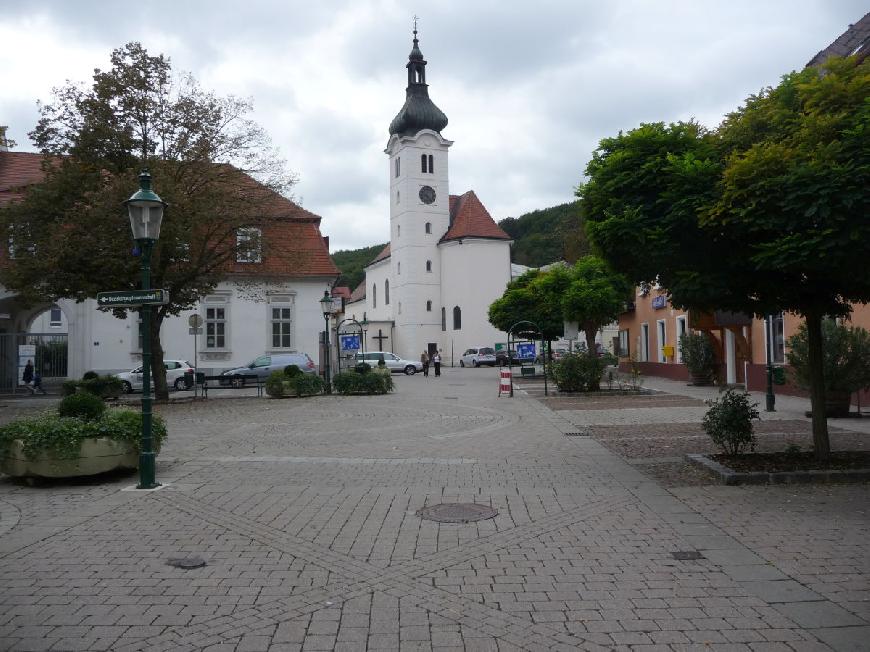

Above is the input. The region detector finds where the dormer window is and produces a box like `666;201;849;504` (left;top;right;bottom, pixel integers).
421;154;434;174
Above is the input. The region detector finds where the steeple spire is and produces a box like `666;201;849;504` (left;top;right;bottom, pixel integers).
388;24;448;137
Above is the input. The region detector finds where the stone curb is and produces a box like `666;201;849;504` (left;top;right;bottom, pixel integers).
686;452;870;485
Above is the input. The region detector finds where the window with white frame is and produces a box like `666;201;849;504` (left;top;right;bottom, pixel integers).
657;320;667;363
236;227;262;263
204;297;229;349
618;329;629;357
425;222;431;234
49;305;62;327
675;316;688;363
269;297;293;349
640;323;649;362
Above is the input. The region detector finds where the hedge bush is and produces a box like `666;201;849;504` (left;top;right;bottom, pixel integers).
0;408;167;462
702;389;759;455
266;370;325;398
284;364;303;378
62;374;123;399
58;392;106;421
333;370;393;395
292;374;325;397
550;354;605;392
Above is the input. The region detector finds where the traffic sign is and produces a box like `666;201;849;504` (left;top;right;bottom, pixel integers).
188;314;203;328
189;328;203;335
96;289;170;307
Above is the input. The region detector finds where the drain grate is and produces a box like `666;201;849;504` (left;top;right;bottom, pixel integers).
670;551;704;560
564;431;590;437
416;502;498;523
167;556;207;569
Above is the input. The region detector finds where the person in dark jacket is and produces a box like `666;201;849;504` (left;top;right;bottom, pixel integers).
22;359;35;395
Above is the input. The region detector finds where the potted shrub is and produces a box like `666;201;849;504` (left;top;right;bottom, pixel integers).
786;320;870;417
679;332;717;386
0;396;167;479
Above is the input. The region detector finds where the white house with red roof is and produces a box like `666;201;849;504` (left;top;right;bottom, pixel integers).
342;32;513;364
0;140;339;388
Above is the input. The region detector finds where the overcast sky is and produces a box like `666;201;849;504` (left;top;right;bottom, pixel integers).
1;1;865;251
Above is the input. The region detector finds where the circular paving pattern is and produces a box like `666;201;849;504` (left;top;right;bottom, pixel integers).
416;502;498;523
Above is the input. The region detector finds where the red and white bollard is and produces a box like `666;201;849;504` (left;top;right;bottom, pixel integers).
498;368;513;397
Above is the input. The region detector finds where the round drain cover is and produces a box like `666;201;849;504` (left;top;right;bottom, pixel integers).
167;556;207;569
416;503;498;523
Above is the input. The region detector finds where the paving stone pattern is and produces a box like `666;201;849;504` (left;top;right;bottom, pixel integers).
0;367;867;650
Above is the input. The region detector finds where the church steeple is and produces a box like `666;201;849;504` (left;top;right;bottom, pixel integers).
388;28;448;137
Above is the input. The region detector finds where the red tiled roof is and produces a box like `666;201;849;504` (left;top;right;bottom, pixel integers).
349;281;366;302
332;286;351;299
368;243;391;266
0;152;54;206
442;190;511;242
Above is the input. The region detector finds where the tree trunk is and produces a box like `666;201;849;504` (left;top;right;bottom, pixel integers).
150;313;169;401
585;326;600;391
805;311;830;461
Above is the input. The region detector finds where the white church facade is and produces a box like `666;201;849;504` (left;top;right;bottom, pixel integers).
342;32;513;364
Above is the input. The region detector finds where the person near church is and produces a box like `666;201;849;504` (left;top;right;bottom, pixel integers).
32;370;47;395
22;359;35;395
432;351;442;377
421;351;430;377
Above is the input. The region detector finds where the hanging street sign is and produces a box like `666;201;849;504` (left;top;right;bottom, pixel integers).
97;289;170;307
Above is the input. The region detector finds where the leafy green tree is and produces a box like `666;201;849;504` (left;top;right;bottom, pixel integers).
331;243;387;289
498;200;590;266
563;255;632;359
487;268;568;343
0;43;298;400
580;56;870;459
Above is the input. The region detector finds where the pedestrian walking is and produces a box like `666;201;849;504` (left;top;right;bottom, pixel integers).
22;359;35;395
420;350;430;377
432;351;441;377
33;370;47;395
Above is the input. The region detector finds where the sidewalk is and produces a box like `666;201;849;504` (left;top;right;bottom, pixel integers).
0;367;867;650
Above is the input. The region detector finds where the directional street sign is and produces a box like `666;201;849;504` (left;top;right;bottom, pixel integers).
189;328;203;335
96;289;170;307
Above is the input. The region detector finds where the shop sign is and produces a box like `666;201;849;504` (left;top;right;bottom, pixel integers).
652;295;667;309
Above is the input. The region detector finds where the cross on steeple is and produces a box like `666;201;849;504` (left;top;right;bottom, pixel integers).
413;15;419;35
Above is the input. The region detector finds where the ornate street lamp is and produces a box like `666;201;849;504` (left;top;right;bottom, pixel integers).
320;290;333;394
125;169;166;489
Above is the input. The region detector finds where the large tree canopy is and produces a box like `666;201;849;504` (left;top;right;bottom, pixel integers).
0;42;299;398
579;55;870;458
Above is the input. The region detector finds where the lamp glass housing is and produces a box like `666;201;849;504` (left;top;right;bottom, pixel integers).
320;291;333;317
127;200;164;241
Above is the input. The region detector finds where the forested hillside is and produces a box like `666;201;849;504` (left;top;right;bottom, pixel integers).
498;200;589;266
329;201;587;285
331;243;387;289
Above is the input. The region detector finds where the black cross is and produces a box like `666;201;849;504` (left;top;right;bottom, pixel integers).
373;329;389;351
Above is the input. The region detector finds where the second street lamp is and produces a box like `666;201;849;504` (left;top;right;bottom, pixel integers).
125;169;166;489
320;290;333;394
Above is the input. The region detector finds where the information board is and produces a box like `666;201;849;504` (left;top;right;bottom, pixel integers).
340;334;361;351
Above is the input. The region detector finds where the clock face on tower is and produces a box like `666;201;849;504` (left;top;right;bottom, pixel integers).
419;185;436;205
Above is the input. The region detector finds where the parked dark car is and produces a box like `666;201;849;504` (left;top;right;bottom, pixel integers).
220;353;316;386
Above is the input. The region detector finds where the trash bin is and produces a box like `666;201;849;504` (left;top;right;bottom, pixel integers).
195;371;206;385
183;370;194;389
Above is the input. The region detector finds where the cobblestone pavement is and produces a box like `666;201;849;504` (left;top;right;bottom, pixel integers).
0;368;868;650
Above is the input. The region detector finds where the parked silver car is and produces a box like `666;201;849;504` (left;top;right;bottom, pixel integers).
115;359;194;393
353;351;422;375
459;346;496;367
221;352;317;386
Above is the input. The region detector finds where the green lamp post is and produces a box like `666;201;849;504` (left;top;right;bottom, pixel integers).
125;169;166;489
320;290;333;394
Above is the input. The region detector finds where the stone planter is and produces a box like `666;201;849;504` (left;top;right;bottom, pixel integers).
0;438;138;479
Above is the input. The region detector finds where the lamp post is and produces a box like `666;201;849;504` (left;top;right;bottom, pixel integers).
320;290;333;394
361;313;368;355
125;169;166;489
765;314;776;412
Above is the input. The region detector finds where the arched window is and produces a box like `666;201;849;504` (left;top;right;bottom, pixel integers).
397;224;401;236
428;154;434;174
453;306;461;330
421;154;427;173
397;262;401;274
394;157;400;178
372;284;377;308
441;307;446;331
425;222;431;234
426;300;432;312
385;279;390;305
420;154;435;174
426;260;432;272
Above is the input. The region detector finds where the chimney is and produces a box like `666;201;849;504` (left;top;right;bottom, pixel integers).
323;235;330;251
0;126;9;152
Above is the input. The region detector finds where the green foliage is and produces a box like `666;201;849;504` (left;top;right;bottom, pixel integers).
786;320;870;394
550;354;606;392
331;243;388;289
354;362;372;374
498;201;589;265
0;408;167;461
702;389;759;455
82;371;99;380
266;370;325;398
679;333;717;383
488;268;568;340
61;380;79;396
58;392;106;421
77;375;124;398
333;371;393;395
283;365;302;378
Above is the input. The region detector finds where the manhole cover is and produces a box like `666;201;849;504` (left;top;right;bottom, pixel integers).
416;503;498;523
167;556;207;569
671;551;704;560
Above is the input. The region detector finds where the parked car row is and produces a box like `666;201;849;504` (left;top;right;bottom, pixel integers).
114;360;194;393
353;351;422;375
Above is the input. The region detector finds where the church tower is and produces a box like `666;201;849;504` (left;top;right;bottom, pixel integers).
385;29;453;358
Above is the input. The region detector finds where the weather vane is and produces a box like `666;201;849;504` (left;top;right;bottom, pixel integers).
413;15;419;36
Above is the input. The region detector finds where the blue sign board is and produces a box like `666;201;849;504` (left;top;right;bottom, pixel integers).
340;334;361;351
516;342;536;361
652;295;667;309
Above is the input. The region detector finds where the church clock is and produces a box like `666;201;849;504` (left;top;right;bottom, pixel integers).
419;185;436;204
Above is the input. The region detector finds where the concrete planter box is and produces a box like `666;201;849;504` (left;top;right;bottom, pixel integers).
0;438;138;479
